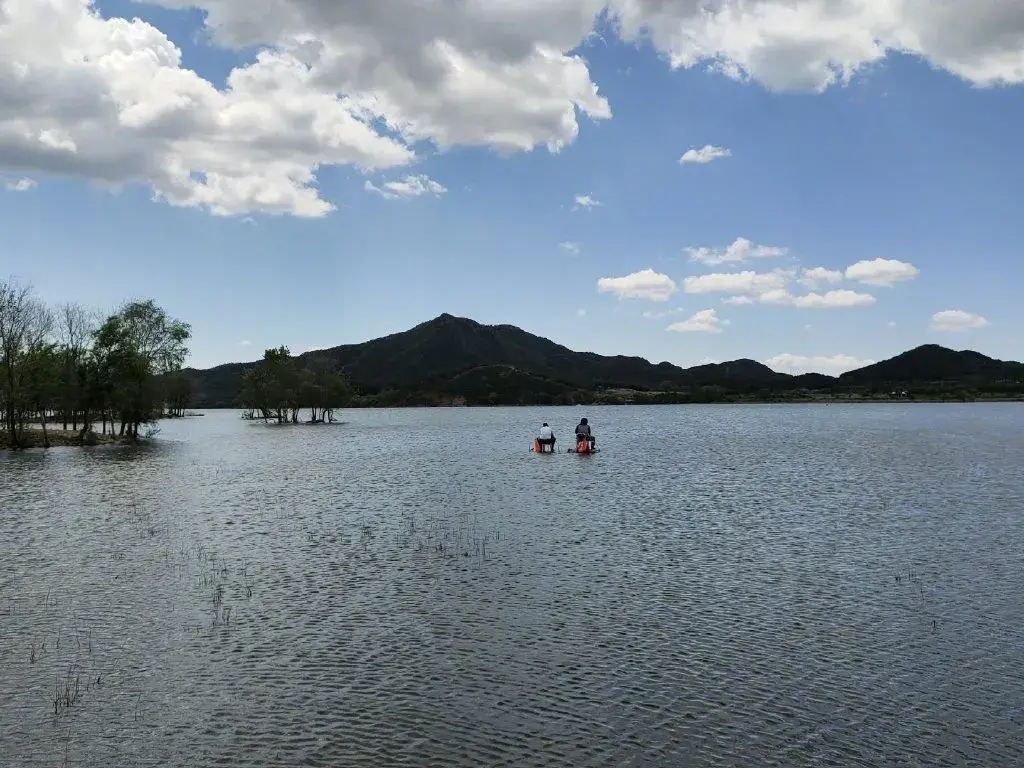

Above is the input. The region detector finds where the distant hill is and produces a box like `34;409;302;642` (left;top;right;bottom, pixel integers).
839;344;1024;387
182;314;1024;407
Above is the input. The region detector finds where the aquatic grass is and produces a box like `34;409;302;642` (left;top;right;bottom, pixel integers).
52;665;82;714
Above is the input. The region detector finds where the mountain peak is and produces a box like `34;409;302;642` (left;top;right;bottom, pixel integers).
183;313;1022;407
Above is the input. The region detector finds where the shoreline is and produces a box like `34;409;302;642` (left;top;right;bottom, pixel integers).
226;396;1024;410
0;426;123;451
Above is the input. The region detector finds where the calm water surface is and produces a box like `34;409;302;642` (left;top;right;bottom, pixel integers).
2;404;1024;767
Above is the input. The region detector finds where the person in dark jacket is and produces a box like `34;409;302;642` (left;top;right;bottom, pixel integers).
574;417;595;449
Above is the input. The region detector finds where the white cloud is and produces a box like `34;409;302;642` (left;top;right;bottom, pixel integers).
612;0;1024;92
642;307;686;319
364;174;445;200
845;258;919;286
560;241;581;255
793;290;877;308
597;269;677;302
574;194;602;209
667;309;727;334
240;340;252;346
764;353;876;376
930;309;990;332
5;178;37;192
576;308;586;318
0;0;610;218
6;0;1024;218
685;237;788;266
754;289;876;308
799;267;844;288
887;320;897;328
679;144;730;164
758;289;796;305
722;296;754;306
683;269;790;296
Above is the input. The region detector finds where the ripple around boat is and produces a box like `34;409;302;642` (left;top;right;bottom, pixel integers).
3;404;1024;767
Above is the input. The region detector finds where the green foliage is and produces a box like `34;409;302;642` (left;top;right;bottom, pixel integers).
239;347;351;423
0;279;192;448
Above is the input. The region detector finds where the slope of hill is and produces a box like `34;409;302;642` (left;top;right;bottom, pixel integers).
182;314;1023;407
839;344;1024;386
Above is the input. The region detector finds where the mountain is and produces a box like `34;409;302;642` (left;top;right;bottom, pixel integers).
839;344;1024;387
182;314;1023;407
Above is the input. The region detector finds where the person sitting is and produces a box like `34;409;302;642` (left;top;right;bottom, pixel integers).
574;417;595;449
536;422;556;452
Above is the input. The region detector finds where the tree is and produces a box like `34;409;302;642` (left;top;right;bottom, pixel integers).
163;373;193;417
90;300;192;440
303;356;352;422
54;302;99;431
238;348;351;424
21;344;62;448
0;279;54;448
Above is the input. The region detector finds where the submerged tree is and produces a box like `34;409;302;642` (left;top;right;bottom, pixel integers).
54;302;100;431
239;347;350;423
163;373;193;417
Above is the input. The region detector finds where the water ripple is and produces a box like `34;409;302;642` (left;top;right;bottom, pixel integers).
2;404;1024;766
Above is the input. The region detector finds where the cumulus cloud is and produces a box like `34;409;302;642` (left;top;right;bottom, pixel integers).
4;178;37;192
764;353;876;376
598;269;677;301
560;241;581;255
754;288;877;308
722;296;754;306
930;309;990;332
686;237;788;266
364;174;445;200
845;258;920;286
0;0;610;218
679;144;730;164
612;0;1024;92
6;0;1024;217
667;309;727;333
793;290;877;308
800;267;844;288
683;269;790;296
758;289;796;305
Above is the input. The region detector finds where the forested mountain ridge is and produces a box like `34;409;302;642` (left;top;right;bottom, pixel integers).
183;314;1024;407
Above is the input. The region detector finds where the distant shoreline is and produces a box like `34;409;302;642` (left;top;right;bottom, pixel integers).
216;397;1024;410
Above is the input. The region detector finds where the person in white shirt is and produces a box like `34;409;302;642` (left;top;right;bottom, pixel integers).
537;422;556;451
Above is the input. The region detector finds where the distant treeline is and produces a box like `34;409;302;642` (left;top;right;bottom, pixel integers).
0;279;191;449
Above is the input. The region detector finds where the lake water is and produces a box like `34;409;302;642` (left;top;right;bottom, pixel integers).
2;404;1024;767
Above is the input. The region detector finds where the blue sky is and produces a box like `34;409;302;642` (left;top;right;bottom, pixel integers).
1;0;1021;374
